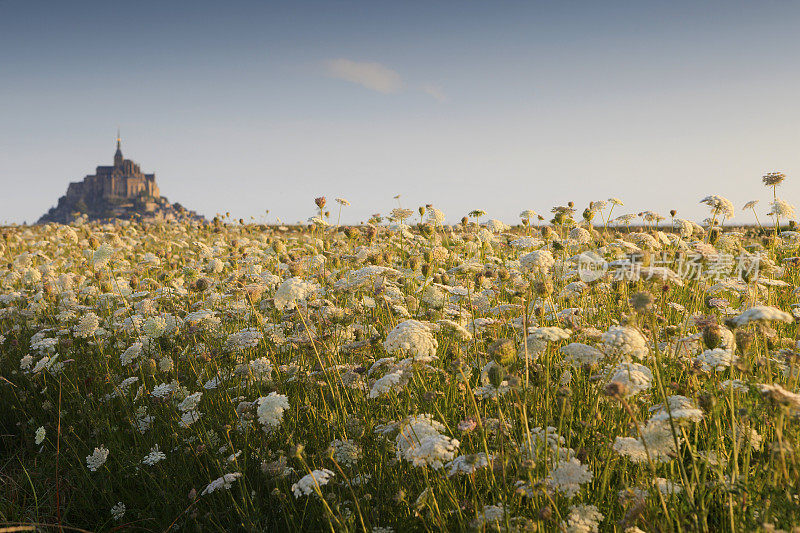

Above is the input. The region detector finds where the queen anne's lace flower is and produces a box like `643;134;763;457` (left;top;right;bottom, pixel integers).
768;199;795;218
695;348;736;372
384;320;437;361
86;445;109;471
226;327;263;350
520;250;555;273
201;472;242;495
142;445;166;466
517;328;569;361
75;312;99;338
151;382;175;399
142;316;167;338
561;503;604;533
445;452;492;477
560;342;604;367
369;371;404;398
700;195;735;219
601;326;648;361
569;227;592;244
91;243;115;270
256;392;289;428
607;362;653;397
329;439;362;467
547;457;593;497
732;306;793;327
178;392;203;412
401;432;460;469
292;469;334;498
760;383;800;411
396;414;459;469
274;277;318;310
110;502;125;521
486;219;510;233
120;342;142;366
648;395;704;424
613;421;678;463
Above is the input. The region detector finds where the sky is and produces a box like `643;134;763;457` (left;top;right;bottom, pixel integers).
1;0;799;225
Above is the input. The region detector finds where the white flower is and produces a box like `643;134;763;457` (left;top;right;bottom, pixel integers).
20;355;34;371
486;219;510;233
274;277;318;310
384;320;437;361
32;355;56;373
613;421;678;463
474;504;507;529
768;199;795;218
560;343;604;367
654;477;683;496
329;439;362;467
401;433;460;469
151;382;175;399
369;371;404;398
445;453;492;477
142;316;167;338
732;306;793;327
695;348;736;372
110;502;126;521
256;392;290;428
700;195;734;219
179;410;202;428
569;227;592;244
427;208;445;225
547;458;593;497
760;383;800;411
528;326;571;342
142;445;166;466
648;395;704;424
75;312;99;338
178;392;203;412
86;445;109;471
607;362;653;397
158;356;174;372
91;243;115;270
292;469;334;498
561;503;604;533
520;250;555;273
226;327;263;350
201;472;242;495
248;357;273;380
35;426;45;445
120;342;143;366
673;218;695;238
396;414;459;469
437;319;473;342
601;326;649;361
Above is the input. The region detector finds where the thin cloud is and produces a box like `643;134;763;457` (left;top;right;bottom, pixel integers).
420;83;448;102
325;58;402;94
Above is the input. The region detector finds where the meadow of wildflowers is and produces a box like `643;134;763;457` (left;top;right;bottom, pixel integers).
3;185;800;532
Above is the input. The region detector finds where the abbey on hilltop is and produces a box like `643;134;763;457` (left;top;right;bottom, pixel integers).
38;134;203;224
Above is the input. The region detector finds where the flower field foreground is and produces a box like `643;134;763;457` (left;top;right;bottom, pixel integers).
2;205;800;532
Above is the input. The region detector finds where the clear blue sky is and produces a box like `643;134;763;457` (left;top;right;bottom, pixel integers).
1;0;798;224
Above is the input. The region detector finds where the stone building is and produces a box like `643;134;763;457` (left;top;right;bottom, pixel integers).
64;136;160;201
38;135;203;224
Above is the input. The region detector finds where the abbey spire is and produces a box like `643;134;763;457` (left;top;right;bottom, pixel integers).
114;129;123;167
